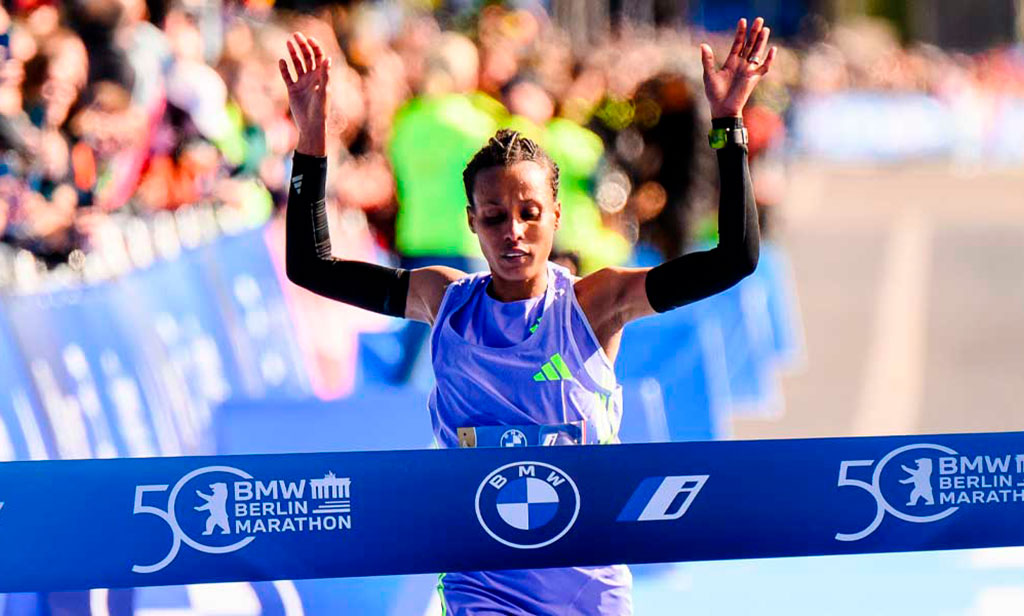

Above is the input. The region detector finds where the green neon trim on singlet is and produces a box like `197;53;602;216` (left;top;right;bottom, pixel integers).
437;572;447;616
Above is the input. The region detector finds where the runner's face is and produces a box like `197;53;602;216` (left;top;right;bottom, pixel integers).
468;161;560;282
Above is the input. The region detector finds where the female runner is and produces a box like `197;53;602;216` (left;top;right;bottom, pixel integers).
281;17;775;616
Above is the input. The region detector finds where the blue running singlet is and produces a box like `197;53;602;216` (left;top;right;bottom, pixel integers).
428;261;632;616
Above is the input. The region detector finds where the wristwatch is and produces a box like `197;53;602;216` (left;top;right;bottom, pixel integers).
708;125;748;149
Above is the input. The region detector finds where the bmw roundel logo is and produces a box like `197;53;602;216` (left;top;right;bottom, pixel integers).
500;429;528;448
475;461;580;549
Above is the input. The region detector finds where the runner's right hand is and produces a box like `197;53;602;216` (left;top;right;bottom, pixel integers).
278;32;331;156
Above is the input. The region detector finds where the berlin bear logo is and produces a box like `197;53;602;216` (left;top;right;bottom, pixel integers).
836;443;958;542
899;458;934;506
195;482;230;535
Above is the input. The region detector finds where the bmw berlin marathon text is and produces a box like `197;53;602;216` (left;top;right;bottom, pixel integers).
838;444;1024;541
133;465;353;574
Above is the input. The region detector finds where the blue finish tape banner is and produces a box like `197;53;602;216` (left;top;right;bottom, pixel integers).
1;431;1023;592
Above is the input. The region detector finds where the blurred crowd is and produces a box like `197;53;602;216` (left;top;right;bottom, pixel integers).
0;1;1021;288
800;17;1024;97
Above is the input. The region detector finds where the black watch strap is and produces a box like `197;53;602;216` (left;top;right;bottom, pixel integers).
708;117;748;149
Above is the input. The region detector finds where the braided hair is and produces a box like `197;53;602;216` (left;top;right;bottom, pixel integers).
463;129;560;208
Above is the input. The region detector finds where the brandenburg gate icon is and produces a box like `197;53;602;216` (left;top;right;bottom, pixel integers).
311;471;351;500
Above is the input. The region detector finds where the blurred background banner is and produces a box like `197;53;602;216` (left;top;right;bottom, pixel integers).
0;300;48;461
791;92;1024;162
0;0;1022;613
0;227;797;456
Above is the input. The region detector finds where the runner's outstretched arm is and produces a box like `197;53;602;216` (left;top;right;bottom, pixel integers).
583;18;776;327
644;17;776;313
279;32;459;323
642;114;759;313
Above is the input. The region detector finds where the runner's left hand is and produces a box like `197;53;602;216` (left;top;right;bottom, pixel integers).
700;17;777;118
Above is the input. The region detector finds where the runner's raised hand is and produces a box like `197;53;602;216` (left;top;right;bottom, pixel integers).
700;17;777;118
279;32;331;156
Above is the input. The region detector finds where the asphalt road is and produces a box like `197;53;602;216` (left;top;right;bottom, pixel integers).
732;162;1024;440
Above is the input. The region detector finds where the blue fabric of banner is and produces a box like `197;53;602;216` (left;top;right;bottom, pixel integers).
0;431;1023;592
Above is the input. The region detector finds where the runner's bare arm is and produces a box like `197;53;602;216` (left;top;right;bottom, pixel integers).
280;32;461;324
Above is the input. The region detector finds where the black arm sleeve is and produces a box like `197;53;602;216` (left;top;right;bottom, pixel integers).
285;152;410;318
644;117;760;313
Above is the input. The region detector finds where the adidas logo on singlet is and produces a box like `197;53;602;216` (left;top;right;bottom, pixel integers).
292;174;303;195
533;353;572;382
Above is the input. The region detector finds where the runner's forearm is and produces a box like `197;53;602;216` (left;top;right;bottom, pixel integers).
285;152;410;317
644;117;759;313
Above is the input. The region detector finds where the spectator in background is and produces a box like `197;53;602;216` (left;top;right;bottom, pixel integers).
633;72;711;258
21;28;87;131
58;0;154;216
135;1;234;212
743;98;787;237
67;78;148;212
134;3;278;225
0;180;8;234
0;5;21;120
588;66;715;262
118;0;172;109
0;11;90;267
388;31;501;272
20;28;88;189
0;163;12;259
0;4;27;256
474;5;539;98
0;0;1017;283
391;14;440;94
220;21;301;210
385;31;503;380
501;74;631;273
324;7;403;243
63;0;134;89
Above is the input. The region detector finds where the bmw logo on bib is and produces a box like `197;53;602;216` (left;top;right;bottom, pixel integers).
500;429;528;447
475;461;580;549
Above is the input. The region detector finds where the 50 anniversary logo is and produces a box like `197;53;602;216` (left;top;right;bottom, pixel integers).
837;443;1024;541
132;465;353;573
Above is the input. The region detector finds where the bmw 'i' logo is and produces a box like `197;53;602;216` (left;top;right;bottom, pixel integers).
475;461;580;549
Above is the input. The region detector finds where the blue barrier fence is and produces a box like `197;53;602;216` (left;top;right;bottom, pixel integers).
0;228;804;613
0;228;806;464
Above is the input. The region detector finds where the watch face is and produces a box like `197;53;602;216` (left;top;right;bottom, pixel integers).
708;128;748;149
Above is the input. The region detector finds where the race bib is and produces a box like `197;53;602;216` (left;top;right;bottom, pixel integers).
457;421;586;448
